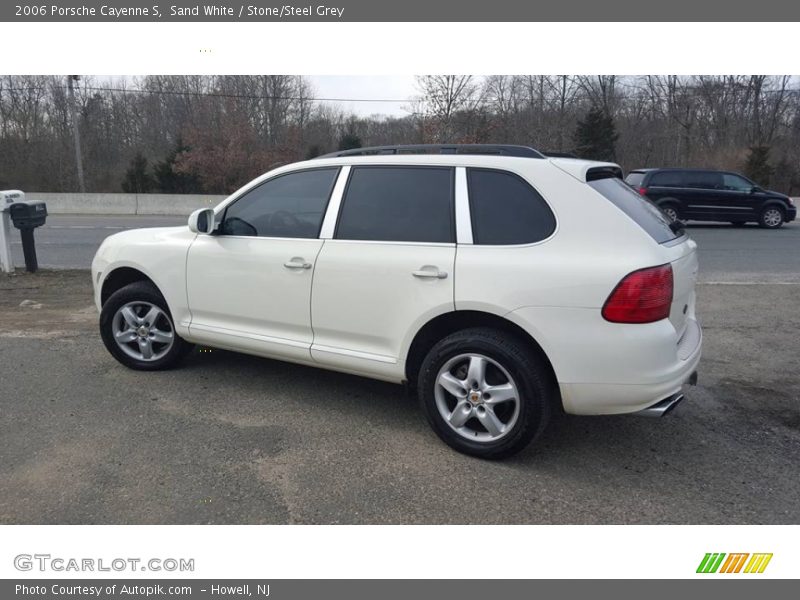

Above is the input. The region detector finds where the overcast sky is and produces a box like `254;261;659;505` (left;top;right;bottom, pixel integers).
309;75;418;117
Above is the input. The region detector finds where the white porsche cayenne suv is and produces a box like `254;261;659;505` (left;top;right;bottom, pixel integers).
92;145;701;458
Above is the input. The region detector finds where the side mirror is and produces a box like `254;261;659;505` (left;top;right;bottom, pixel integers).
750;186;762;194
188;208;216;234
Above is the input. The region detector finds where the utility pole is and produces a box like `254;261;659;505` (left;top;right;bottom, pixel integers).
67;75;86;193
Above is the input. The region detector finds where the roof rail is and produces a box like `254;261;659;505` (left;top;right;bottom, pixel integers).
542;151;578;159
317;144;545;159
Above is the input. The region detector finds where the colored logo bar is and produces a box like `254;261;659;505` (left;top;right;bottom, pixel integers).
697;553;773;574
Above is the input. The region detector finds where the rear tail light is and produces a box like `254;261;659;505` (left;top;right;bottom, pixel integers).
602;264;673;324
638;187;648;196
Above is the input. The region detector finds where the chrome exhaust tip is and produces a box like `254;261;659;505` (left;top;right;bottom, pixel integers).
636;393;685;418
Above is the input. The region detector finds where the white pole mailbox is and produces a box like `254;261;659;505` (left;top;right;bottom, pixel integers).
0;190;25;273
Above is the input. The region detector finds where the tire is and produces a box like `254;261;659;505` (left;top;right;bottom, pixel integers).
759;206;785;229
99;281;194;371
417;327;554;459
659;204;679;222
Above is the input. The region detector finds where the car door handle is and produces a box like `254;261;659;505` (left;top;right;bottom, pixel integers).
412;267;448;279
284;258;312;270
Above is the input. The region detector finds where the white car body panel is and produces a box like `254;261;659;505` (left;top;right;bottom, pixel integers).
92;226;195;336
185;235;324;363
92;153;702;414
310;239;455;380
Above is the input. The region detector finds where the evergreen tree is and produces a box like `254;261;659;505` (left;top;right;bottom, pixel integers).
573;106;618;161
338;132;362;151
121;152;154;193
743;146;773;187
153;138;202;194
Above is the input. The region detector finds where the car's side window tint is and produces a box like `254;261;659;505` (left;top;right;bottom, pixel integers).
335;167;454;243
221;168;339;238
722;173;753;191
685;171;723;190
649;171;684;187
467;168;556;245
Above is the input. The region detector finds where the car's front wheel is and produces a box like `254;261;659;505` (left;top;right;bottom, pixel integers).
759;206;785;229
417;328;554;459
100;281;193;370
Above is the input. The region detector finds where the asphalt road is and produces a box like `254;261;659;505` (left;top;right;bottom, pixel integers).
7;215;800;283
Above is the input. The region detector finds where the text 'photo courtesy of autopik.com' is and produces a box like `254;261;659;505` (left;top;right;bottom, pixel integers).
0;0;799;596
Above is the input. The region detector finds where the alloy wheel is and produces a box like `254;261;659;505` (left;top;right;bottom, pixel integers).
111;301;175;361
434;353;521;442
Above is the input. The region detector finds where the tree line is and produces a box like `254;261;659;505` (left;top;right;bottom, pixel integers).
1;75;798;195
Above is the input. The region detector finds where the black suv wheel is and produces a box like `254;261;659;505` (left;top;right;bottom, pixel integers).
759;206;785;229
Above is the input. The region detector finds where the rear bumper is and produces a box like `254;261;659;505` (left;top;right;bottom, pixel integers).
635;370;697;417
507;306;703;416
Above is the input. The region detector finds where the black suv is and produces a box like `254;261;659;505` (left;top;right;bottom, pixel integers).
625;168;797;229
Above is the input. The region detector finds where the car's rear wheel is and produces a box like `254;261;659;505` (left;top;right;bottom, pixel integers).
417;328;554;459
759;207;785;229
100;281;193;370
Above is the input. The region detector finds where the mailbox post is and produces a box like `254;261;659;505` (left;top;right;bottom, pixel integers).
0;190;25;274
9;201;48;273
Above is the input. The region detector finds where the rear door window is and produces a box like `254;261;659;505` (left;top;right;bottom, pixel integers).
467;168;556;245
336;166;454;243
685;171;723;189
589;177;679;244
649;171;685;187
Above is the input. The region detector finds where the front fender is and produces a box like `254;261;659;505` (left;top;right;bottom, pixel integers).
92;227;196;334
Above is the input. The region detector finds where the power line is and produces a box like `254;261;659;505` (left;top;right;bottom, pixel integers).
0;85;412;104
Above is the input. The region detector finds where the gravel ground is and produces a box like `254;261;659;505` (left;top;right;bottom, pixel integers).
0;270;798;524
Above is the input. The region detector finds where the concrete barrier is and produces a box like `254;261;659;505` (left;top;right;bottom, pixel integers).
24;192;227;216
22;192;800;217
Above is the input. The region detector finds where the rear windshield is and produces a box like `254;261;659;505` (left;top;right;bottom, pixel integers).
624;172;646;187
588;177;679;244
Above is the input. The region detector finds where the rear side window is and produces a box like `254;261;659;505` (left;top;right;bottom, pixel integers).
467;168;556;245
649;171;684;187
624;172;646;187
336;166;454;243
589;177;678;244
685;171;723;189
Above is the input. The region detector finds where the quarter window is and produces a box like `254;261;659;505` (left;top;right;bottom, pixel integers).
221;168;338;238
467;168;556;245
336;167;454;243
